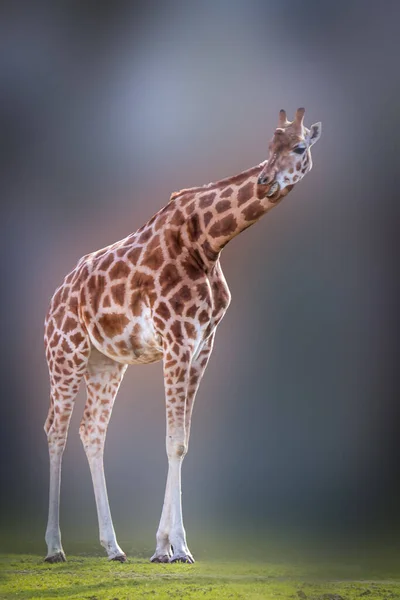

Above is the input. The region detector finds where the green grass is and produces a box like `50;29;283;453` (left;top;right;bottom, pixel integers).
1;555;400;600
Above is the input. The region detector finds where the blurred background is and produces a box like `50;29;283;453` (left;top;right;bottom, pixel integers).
1;0;399;561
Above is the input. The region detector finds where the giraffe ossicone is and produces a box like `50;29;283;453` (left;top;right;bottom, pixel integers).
43;108;321;563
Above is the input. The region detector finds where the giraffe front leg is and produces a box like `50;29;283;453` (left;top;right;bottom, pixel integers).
152;340;194;564
151;334;215;564
184;333;215;449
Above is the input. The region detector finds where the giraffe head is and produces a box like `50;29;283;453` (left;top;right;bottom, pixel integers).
257;108;321;201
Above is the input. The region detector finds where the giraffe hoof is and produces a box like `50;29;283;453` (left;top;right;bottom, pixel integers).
170;554;195;564
110;553;127;562
150;554;170;563
44;551;66;563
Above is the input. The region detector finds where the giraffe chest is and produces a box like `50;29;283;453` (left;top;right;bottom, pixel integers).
159;264;230;343
209;263;231;326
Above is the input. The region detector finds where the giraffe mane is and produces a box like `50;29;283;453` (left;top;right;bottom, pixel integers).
169;183;215;201
169;164;263;201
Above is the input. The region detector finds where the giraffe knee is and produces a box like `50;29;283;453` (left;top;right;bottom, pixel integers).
167;438;187;459
46;420;69;456
44;412;54;436
45;396;73;443
175;443;187;458
79;420;90;447
79;420;105;457
44;397;57;435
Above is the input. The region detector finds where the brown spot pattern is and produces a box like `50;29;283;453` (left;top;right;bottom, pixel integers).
46;320;55;339
70;331;85;346
220;187;233;198
154;214;168;231
159;263;180;295
147;235;161;252
142;246;164;270
170;210;185;227
180;285;192;301
198;310;209;324
116;340;129;354
184;322;196;339
111;283;125;306
170;320;183;340
130;293;142;316
202;240;219;262
139;229;152;243
164;228;182;259
196;282;209;301
186;304;198;319
168;293;182;316
181;256;203;280
179;193;195;207
99;254;114;271
203;211;213;227
199;192;216;209
187;213;202;242
237;182;254;206
53;306;65;329
215;200;231;213
109;261;130;280
126;247;142;264
154;316;165;330
185;202;195;215
98;313;129;337
87;274;106;314
61;338;71;353
242;200;265;221
209;214;237;238
157;302;171;321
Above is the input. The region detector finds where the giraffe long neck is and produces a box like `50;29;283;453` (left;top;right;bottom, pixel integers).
177;163;277;264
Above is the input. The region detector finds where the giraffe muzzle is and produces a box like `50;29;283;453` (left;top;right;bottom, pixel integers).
257;175;280;197
266;181;280;197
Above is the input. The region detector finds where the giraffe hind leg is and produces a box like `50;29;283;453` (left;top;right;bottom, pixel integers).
79;347;128;561
44;326;90;562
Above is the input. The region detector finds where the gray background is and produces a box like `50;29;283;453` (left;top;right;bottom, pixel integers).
1;0;399;559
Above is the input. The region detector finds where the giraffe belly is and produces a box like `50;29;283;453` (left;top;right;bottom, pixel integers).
87;314;163;366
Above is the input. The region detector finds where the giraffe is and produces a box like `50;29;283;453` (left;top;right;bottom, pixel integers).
44;108;321;564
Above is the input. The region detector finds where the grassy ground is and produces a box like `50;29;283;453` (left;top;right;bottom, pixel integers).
1;555;400;600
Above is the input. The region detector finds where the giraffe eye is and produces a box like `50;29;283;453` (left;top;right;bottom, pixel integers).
293;146;306;154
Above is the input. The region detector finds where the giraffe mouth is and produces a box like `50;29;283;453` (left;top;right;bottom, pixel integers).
266;181;280;198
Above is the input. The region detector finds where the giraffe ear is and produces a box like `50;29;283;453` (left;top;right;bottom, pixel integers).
307;122;322;146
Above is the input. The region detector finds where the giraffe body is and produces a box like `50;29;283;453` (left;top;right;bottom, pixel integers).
44;109;321;563
47;187;235;363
